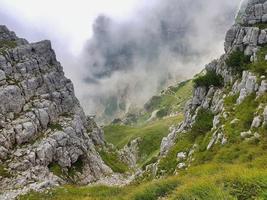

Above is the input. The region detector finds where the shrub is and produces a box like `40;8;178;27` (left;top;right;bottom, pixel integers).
48;162;63;178
250;61;267;75
236;93;258;130
0;40;17;49
193;70;224;88
248;45;267;75
225;50;250;74
190;108;214;140
156;107;169;118
48;157;85;182
48;123;63;131
0;165;11;178
144;96;162;112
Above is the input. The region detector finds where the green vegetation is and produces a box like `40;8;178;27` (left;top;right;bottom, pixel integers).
0;40;17;49
157;135;192;175
20;163;267;200
193;70;224;88
104;116;183;166
0;164;11;178
222;93;259;143
225;45;267;76
48;158;84;182
143;80;193;120
60;112;72;118
190;108;214;139
157;109;213;174
225;50;251;75
48;163;64;178
248;45;267;75
18;56;267;200
48;123;63;131
99;150;129;173
68;157;84;178
253;23;267;29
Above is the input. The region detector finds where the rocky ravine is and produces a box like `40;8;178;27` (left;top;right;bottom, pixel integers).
0;26;113;199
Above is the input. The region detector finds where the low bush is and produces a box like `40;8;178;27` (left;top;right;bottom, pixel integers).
193;70;224;88
225;50;250;75
156;107;169;118
190;108;214;140
0;164;11;178
249;45;267;75
48;123;63;131
0;40;17;49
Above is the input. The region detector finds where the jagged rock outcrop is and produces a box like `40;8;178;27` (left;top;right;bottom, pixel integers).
241;0;267;25
0;26;112;199
159;0;267;159
119;137;141;168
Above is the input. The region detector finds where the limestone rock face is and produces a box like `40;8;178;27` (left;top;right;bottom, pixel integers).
264;106;267;124
232;71;258;104
242;0;267;25
119;138;141;168
158;0;267;159
0;26;111;198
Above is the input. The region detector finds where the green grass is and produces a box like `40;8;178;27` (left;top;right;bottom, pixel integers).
248;45;267;76
20;163;267;200
48;158;84;182
190;108;214;139
222;93;259;143
104;116;183;166
99;150;129;173
49;163;64;178
157;135;192;175
225;49;251;75
143;80;193;120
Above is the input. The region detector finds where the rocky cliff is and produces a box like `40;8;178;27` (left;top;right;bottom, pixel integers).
155;0;267;175
0;26;112;199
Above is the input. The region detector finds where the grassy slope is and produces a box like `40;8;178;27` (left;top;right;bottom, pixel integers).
98;150;129;173
104;116;183;166
20;163;267;200
142;80;193;121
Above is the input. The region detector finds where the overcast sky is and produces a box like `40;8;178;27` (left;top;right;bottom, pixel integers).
0;0;147;54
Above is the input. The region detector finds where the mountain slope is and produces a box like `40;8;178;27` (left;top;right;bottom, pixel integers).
17;0;267;199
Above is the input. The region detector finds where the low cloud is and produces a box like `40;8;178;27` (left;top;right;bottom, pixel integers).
78;0;241;123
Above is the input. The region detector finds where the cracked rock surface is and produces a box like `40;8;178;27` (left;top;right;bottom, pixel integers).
0;25;112;199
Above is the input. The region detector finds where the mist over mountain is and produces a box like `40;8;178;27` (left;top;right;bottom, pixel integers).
79;0;241;123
